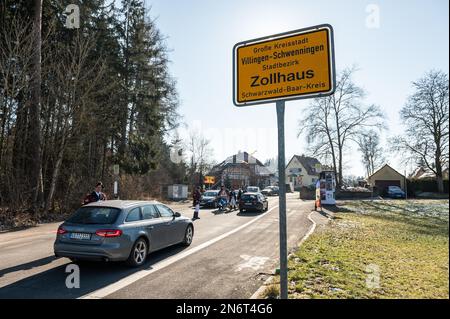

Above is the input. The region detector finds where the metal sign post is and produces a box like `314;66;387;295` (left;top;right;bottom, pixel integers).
276;100;288;299
232;24;336;299
113;164;119;199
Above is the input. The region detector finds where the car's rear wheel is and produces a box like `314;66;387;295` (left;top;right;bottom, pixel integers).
182;225;194;246
126;238;148;267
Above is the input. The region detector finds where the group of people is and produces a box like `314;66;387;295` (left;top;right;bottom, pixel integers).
192;185;245;220
82;182;248;222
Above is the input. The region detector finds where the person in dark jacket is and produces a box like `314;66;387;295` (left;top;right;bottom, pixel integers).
192;186;202;220
83;182;107;205
237;188;242;201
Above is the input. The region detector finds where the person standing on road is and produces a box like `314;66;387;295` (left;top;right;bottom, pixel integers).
217;185;229;210
192;186;202;220
229;189;237;210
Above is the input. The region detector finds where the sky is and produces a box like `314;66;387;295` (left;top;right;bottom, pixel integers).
144;0;449;177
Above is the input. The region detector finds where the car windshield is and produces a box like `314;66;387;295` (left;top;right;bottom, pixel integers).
203;191;218;197
389;186;402;191
66;206;121;225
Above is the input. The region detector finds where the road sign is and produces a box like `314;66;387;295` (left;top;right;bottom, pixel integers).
233;24;335;106
113;181;118;199
204;176;215;184
113;164;120;175
232;24;336;300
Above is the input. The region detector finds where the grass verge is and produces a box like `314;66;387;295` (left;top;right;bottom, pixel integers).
263;199;449;299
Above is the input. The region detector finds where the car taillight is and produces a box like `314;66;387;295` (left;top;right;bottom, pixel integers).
57;226;67;235
95;229;122;237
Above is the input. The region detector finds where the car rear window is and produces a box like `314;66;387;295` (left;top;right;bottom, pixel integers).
242;194;257;200
203;191;218;197
247;187;258;192
67;207;121;225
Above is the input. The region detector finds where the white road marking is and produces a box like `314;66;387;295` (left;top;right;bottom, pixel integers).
80;205;279;299
236;255;269;272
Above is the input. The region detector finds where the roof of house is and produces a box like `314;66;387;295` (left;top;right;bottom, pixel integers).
410;166;449;179
286;155;321;176
210;151;272;176
254;164;273;176
368;164;405;180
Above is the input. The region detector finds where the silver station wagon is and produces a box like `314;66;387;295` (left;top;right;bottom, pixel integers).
54;200;194;267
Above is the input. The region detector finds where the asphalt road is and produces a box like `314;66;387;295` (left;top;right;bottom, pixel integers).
0;194;316;299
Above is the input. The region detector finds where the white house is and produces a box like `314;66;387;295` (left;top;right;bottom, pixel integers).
285;155;321;188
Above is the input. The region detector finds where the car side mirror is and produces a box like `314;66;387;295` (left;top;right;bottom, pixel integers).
174;212;181;218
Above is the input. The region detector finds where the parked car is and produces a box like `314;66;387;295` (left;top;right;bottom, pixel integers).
54;200;194;267
261;186;279;196
199;190;220;208
245;186;260;193
239;192;268;213
386;186;406;199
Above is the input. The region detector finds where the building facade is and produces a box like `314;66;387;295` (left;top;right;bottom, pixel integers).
285;155;321;189
367;164;406;193
208;151;275;189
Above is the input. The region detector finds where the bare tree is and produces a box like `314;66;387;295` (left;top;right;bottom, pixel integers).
185;128;214;186
43;33;108;213
0;15;36;207
391;70;449;192
28;0;43;208
357;130;384;177
298;67;385;187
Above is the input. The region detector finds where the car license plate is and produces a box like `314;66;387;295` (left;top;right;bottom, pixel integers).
245;203;252;206
70;232;91;240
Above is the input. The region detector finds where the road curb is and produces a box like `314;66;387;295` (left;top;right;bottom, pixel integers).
250;210;322;299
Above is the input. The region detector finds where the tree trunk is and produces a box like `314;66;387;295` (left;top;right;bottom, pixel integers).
324;117;338;188
119;4;131;159
436;176;444;193
30;0;43;209
338;146;343;187
435;150;444;193
44;133;66;213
